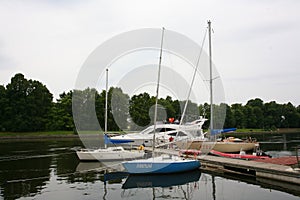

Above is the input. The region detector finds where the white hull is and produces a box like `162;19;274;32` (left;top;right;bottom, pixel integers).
213;142;256;153
176;140;257;153
110;118;207;147
76;146;145;161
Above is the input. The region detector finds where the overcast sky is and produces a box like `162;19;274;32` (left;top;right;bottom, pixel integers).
0;0;299;105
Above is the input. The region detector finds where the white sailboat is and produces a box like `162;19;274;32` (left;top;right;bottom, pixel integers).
76;69;145;161
176;21;257;153
122;27;201;174
76;144;145;161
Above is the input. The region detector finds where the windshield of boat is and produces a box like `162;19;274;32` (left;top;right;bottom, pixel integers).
140;126;177;135
168;131;187;136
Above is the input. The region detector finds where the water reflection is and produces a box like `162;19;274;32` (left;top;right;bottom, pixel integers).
122;169;201;189
258;132;300;157
0;135;299;200
121;170;201;199
0;141;52;199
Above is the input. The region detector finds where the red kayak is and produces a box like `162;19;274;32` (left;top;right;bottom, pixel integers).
209;150;270;160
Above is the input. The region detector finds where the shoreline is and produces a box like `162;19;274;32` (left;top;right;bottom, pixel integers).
0;133;103;141
226;128;300;136
0;129;299;140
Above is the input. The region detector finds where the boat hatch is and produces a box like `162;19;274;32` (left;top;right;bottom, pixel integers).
113;149;122;151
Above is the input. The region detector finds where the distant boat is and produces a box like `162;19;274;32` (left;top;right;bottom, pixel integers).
122;169;201;189
76;69;145;161
122;27;200;174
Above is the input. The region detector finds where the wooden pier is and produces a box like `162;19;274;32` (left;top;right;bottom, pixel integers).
145;147;300;185
198;155;300;185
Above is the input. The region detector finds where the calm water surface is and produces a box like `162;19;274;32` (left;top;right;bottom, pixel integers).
0;133;300;200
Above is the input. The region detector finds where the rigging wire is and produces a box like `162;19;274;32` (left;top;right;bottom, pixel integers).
179;27;208;126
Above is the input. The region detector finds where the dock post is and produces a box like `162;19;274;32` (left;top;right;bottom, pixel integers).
296;145;300;168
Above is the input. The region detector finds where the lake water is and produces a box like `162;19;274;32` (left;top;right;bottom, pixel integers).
0;133;300;200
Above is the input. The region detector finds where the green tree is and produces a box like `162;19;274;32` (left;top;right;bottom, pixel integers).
246;98;264;108
172;99;182;119
96;90;105;131
223;103;235;128
231;103;246;128
0;85;8;131
264;101;281;129
72;88;100;131
179;100;199;123
108;87;130;131
47;91;74;131
281;102;299;128
245;98;264;128
6;73;53;131
158;96;176;119
129;92;154;128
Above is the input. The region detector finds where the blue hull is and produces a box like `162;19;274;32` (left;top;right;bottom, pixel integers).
122;159;200;174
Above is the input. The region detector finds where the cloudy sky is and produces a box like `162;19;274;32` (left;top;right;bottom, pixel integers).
0;0;299;105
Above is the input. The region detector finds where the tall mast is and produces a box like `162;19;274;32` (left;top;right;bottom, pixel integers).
208;20;213;138
152;27;165;154
105;68;108;148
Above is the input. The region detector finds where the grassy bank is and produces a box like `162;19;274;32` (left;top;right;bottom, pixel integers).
234;128;300;134
0;131;76;138
0;130;125;139
223;128;300;140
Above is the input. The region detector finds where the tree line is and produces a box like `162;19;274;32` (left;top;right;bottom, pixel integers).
0;73;300;132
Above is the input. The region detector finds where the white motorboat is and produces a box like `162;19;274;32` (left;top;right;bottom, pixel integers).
110;117;207;147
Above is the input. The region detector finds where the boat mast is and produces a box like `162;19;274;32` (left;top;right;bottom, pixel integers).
153;27;165;154
105;68;108;148
208;20;213;138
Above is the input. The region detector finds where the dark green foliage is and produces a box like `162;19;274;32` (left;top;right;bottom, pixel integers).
129;92;153;127
4;73;53;131
107;87;130;131
47;91;74;131
1;73;300;132
0;85;8;131
222;99;300;129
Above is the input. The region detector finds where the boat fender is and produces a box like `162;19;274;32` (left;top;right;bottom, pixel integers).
194;152;197;159
138;145;145;151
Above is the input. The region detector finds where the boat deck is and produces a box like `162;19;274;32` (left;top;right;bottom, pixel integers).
145;147;300;185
